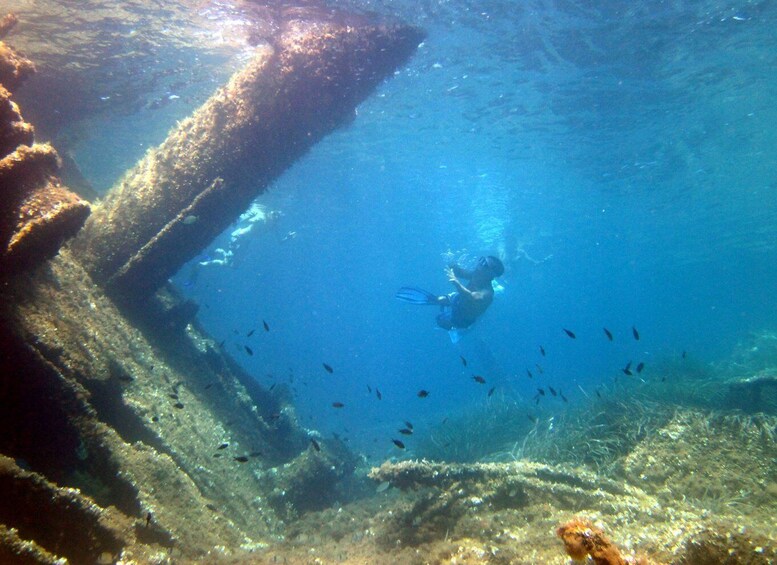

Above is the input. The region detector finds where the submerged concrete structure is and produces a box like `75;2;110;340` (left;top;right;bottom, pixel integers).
74;14;423;300
0;18;90;273
0;9;422;562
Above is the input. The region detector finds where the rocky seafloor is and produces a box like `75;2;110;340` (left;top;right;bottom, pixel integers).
210;403;777;565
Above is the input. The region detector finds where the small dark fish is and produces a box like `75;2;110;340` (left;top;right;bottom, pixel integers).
417;390;429;398
310;439;321;452
548;386;557;397
168;393;179;400
234;455;249;463
247;329;255;337
376;388;382;400
622;360;633;376
539;345;546;357
632;326;640;340
636;362;645;373
596;389;602;398
537;388;545;396
527;414;538;425
268;383;276;391
488;386;496;397
118;374;134;383
560;391;568;403
206;503;218;512
218;340;225;348
367;385;372;393
392;439;406;449
404;421;414;430
244;345;253;356
204;382;216;390
331;402;345;408
603;327;613;341
146;512;152;527
682;350;687;359
526;369;533;379
323;363;334;374
173;402;184;409
398;428;413;435
217;442;229;450
213;452;222;458
460;356;468;367
473;375;486;384
263;320;270;332
563;328;576;339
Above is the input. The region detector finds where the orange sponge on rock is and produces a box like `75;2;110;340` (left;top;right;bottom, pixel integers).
557;518;627;565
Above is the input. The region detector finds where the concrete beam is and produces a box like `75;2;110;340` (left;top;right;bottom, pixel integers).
74;15;423;299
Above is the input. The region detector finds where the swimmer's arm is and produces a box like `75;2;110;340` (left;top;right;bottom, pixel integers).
446;267;475;297
451;264;474;279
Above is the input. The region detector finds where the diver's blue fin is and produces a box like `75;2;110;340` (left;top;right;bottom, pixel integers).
395;287;439;305
448;329;463;344
448;327;471;344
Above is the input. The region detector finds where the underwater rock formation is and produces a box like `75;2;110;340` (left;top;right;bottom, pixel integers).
369;459;650;549
726;374;777;414
0;247;312;561
0;14;35;92
74;15;423;300
0;85;33;159
266;438;358;520
0;141;91;272
0;21;90;273
0;455;126;564
365;430;776;563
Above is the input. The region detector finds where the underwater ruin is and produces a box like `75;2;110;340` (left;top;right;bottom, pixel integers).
1;7;424;561
2;3;777;565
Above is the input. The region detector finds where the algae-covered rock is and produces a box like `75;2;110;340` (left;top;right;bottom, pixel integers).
0;524;62;565
0;249;309;558
620;410;777;517
267;438;359;520
0;15;36;92
0;455;126;564
725;374;777;414
676;527;777;565
1;36;89;274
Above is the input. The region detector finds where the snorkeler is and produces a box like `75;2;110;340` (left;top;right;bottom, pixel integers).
396;255;504;331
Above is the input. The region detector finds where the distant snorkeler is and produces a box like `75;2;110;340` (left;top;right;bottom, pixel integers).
396;255;504;335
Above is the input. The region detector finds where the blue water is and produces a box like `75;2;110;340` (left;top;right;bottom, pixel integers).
66;0;777;460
